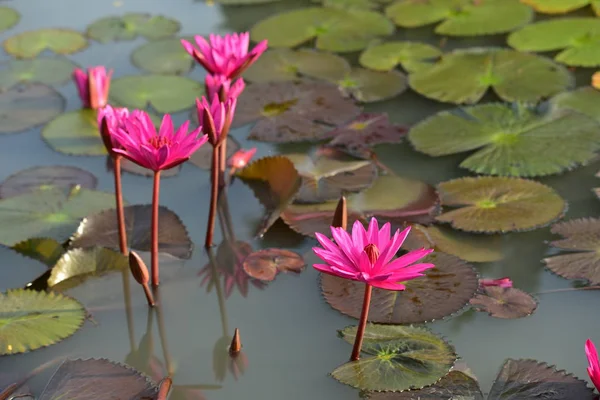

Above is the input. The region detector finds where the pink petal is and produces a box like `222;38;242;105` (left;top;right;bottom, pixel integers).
369;280;406;291
386;248;434;271
351;220;367;250
366;217;379;246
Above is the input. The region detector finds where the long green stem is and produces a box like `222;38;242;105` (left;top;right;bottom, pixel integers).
205;145;220;249
151;171;161;287
350;284;372;362
113;155;128;255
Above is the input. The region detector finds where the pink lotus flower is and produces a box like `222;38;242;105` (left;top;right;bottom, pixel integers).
97;105;130;155
73;66;112;109
228;148;256;169
205;75;245;101
587;339;600;391
480;277;513;288
313;218;434;290
111;111;208;172
196;95;237;147
181;33;268;79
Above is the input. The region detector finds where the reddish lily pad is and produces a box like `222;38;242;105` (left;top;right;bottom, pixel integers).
470;286;538;319
321;252;479;324
0;84;65;134
189;136;241;170
232;80;362;143
0;166;97;198
242;248;305;281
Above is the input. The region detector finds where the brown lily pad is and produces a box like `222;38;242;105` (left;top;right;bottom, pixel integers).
0;166;97;198
242;248;305;281
0;84;65;134
189;136;241;170
470;286;538;319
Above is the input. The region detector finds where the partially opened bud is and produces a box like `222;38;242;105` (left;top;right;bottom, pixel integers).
332;196;347;230
129;251;149;285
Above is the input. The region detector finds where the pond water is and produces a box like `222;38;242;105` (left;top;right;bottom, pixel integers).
1;0;600;399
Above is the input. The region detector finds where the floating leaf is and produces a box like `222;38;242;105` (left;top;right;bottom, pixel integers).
408;48;573;105
487;359;596;400
333;324;456;391
0;57;79;90
470;286;538;319
110;75;202;113
86;13;181;43
0;7;18;33
521;0;596;14
0;289;85;355
550;87;600;122
131;36;194;75
284;147;377;203
70;205;192;259
233;80;361;143
250;7;394;53
38;358;159;399
0;186;115;246
12;237;65;268
282;174;439;237
508;18;600;67
312;0;387;10
359;41;442;73
4;28;88;58
42;110;106;156
408;103;600;177
321;252;478;324
189;136;241;170
385;0;533;36
436;177;566;233
335;68;407;103
242;248;305;281
218;0;282;5
0;246;48;291
0;84;65;134
106;155;181;178
0;166;97;198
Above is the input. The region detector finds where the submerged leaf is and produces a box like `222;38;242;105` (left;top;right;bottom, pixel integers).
131;36;194;75
0;245;48;291
12;237;65;268
243;248;305;281
0;166;97;198
0;7;19;34
0;57;78;90
86;13;180;43
0;84;65;134
470;286;538;319
4;28;88;58
42;110;106;156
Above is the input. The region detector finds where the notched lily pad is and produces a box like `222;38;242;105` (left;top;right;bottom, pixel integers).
86;13;181;43
12;237;65;268
359;41;442;73
0;84;65;134
0;57;79;90
335;67;407;103
550;87;600;123
436;177;566;233
0;166;97;198
4;28;88;58
470;286;538;319
0;245;48;291
131;36;194;75
322;252;479;324
189;136;241;170
242;248;305;281
0;7;19;33
521;0;597;14
42;110;106;156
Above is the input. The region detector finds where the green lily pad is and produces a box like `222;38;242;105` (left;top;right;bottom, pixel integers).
0;57;79;90
86;13;181;43
408;48;574;105
508;18;600;67
42;109;106;156
131;36;195;75
0;185;116;247
281;174;439;237
250;7;394;53
521;0;597;15
436;176;567;233
408;103;600;177
3;28;88;58
0;166;97;198
0;246;48;291
218;0;282;5
0;7;19;33
0;289;85;355
109;75;202;113
243;48;351;83
385;0;533;36
359;41;442;73
333;324;456;391
0;84;65;134
12;237;65;268
335;67;407;103
312;0;384;10
470;286;538;319
550;87;600;122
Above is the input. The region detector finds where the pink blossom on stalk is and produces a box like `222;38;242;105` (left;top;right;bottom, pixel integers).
586;339;600;391
196;95;237;147
228;148;256;169
313;218;434;290
97;105;130;155
72;66;113;109
181;33;268;79
111;111;208;172
480;277;513;288
205;75;246;101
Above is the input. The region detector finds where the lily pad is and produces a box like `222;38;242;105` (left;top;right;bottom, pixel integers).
321;252;478;324
521;0;597;14
250;7;394;53
0;84;65;134
242;248;305;281
508;18;600;67
12;237;65;268
408;48;574;105
281;174;439;237
233;80;362;143
470;286;538;319
359;41;442;73
488;359;596;400
0;57;79;90
550;87;600;122
0;246;48;291
69;205;192;259
408;103;600;177
0;289;85;355
0;185;116;246
131;36;194;75
436;177;566;233
109;75;202;113
333;324;456;391
0;7;19;33
335;68;407;103
86;13;181;43
312;0;386;10
385;0;533;36
4;28;88;58
42;110;106;156
0;166;97;198
189;136;241;170
284;147;378;203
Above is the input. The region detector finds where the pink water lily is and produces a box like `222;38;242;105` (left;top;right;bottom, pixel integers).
73;66;112;109
586;339;600;391
97;105;130;155
206;75;245;101
196;95;237;147
181;33;267;79
228;148;256;169
480;277;513;288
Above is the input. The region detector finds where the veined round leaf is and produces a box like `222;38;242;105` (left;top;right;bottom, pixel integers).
408;103;600;177
333;324;456;391
0;84;65;134
70;205;192;259
359;41;442;73
12;237;65;268
242;248;305;281
131;36;194;75
550;87;600;122
42;109;106;156
86;13;180;43
321;252;479;324
470;286;538;319
250;7;394;53
0;246;48;291
0;166;97;198
336;68;407;103
521;0;592;14
0;289;85;355
436;177;566;233
189;136;241;170
110;75;202;113
313;0;383;10
0;57;79;90
0;186;116;246
3;29;88;58
508;18;600;67
243;48;351;83
385;0;532;36
408;48;574;105
0;7;19;33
